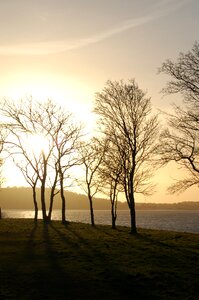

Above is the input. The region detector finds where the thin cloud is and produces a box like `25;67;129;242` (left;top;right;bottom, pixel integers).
0;0;191;56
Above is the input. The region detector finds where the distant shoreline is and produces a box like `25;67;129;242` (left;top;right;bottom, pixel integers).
2;208;199;233
1;187;199;210
2;207;199;211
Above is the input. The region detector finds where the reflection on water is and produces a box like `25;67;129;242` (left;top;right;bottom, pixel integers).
2;209;199;233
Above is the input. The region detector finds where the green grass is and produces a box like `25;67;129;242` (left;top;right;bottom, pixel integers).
0;219;198;299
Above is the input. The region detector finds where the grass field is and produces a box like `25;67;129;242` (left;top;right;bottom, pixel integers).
0;219;198;299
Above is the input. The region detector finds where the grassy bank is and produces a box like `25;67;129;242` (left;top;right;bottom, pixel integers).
0;219;198;299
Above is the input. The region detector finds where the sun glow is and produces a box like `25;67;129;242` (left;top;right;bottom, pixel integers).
1;71;98;189
1;71;96;134
26;134;49;156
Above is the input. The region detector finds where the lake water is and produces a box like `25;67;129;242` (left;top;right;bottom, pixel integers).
2;209;199;233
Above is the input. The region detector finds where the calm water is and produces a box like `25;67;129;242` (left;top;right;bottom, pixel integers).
2;209;199;233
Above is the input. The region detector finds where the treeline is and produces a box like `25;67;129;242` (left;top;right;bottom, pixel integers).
0;42;199;233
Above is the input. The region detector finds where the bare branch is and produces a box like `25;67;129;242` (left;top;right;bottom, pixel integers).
157;42;199;193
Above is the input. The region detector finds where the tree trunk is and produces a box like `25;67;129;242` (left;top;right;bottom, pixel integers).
110;184;118;229
41;181;47;222
61;185;66;223
111;203;117;229
41;153;48;222
88;190;95;226
48;173;58;221
111;214;116;229
59;169;67;224
32;186;38;222
129;192;137;234
48;195;53;222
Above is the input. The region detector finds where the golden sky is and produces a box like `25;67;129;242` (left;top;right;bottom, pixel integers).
0;0;199;202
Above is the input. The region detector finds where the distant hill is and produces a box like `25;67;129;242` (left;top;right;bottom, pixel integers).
0;187;199;210
135;202;199;210
0;187;120;210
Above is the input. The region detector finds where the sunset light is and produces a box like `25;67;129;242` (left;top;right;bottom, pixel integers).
0;0;198;205
0;1;199;299
26;134;49;156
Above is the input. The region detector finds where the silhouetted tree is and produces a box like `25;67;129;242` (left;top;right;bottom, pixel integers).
94;80;158;234
2;121;45;219
78;139;105;226
1;99;54;221
0;134;3;218
159;41;199;104
1;98;82;222
0;124;6;189
158;42;199;193
0;157;3;191
98;139;122;229
15;160;39;221
47;108;82;223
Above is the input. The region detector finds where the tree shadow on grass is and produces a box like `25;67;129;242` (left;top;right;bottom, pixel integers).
131;230;199;299
49;222;128;299
22;222;88;299
25;221;38;259
69;224;199;299
48;222;114;298
49;222;162;300
136;229;199;257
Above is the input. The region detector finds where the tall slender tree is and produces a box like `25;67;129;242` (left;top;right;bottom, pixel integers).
48;110;82;223
98;139;122;229
94;79;158;233
15;160;39;222
78;139;105;226
0;123;7;190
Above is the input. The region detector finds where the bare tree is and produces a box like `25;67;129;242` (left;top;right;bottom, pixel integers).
159;41;199;104
0;152;3;191
98;139;122;229
15;160;39;222
78;139;105;226
48;109;82;223
0;127;4;218
0;158;3;190
158;42;199;193
94;80;158;234
2;123;47;219
0;123;7;189
1;99;54;222
1;98;82;222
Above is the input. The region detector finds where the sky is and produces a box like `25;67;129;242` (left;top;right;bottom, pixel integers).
0;0;199;203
